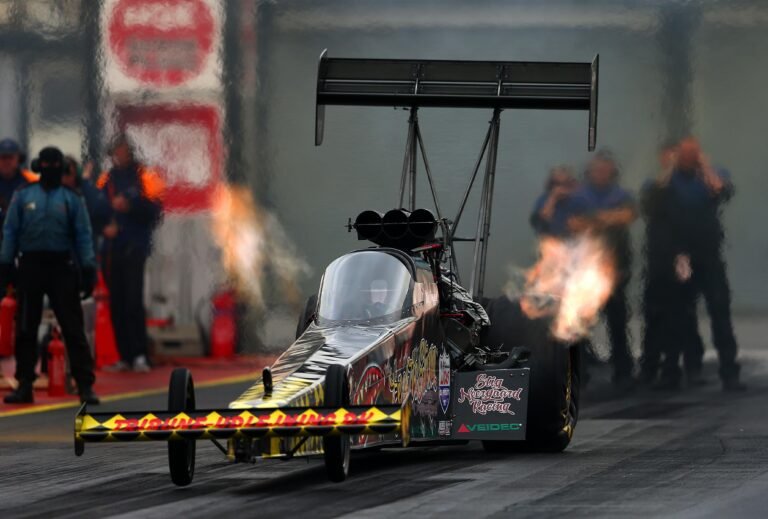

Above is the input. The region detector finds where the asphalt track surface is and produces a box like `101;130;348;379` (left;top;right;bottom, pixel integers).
3;342;768;518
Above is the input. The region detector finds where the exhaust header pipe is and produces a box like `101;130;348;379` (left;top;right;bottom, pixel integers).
354;210;383;241
383;209;409;240
408;208;437;240
352;208;437;249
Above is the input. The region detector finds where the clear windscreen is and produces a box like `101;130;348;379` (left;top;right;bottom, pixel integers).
317;251;412;325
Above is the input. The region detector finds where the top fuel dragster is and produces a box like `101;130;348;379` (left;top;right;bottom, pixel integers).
74;50;599;485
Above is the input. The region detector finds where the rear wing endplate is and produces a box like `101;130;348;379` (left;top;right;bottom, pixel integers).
315;49;599;150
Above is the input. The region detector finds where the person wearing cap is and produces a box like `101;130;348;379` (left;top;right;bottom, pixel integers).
0;147;98;404
0;138;38;229
94;136;164;373
567;150;638;390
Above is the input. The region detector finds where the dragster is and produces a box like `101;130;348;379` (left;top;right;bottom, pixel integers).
74;50;599;485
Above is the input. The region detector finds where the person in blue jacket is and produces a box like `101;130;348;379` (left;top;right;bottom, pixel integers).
639;142;706;389
657;137;743;391
567;150;638;390
530;165;602;386
529;165;579;237
0;147;98;405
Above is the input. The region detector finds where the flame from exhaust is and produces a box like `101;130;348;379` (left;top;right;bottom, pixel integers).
515;235;616;342
210;184;309;309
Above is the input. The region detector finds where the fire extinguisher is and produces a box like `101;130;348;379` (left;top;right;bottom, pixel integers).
0;289;16;357
48;329;67;397
209;288;237;358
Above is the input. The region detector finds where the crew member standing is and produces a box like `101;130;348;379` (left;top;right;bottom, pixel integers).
639;143;705;388
664;137;744;391
1;147;98;404
96;137;164;373
63;156;104;252
568;151;638;389
530;165;600;385
0;139;38;228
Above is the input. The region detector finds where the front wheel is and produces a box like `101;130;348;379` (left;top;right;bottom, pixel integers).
323;364;351;482
168;368;196;486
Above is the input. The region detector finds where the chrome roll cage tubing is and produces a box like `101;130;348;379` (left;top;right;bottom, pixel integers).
397;106;502;300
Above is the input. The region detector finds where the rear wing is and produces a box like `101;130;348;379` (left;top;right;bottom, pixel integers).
315;49;599;150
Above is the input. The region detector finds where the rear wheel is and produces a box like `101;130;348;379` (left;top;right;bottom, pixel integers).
323;364;351;482
481;297;580;453
168;368;196;486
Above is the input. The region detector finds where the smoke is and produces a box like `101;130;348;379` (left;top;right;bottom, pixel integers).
210;183;310;309
508;235;616;342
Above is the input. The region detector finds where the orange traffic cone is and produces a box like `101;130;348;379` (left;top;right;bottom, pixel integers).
94;272;120;369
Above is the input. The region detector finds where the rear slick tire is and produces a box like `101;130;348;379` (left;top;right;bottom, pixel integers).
323;364;351;482
481;297;581;453
168;368;196;486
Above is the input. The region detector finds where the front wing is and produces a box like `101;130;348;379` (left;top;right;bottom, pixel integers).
75;403;408;455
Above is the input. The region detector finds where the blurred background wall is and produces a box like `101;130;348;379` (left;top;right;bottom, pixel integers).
254;0;768;316
0;0;765;351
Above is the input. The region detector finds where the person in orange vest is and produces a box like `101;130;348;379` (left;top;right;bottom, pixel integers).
0;139;38;231
94;136;164;373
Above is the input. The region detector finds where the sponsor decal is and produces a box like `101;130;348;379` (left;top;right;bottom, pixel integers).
387;338;437;404
457;423;522;433
354;364;386;405
352;364;388;447
438;419;452;437
457;373;524;416
414;390;438;418
439;346;451;414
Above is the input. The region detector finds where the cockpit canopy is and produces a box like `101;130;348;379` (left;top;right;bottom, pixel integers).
316;251;413;325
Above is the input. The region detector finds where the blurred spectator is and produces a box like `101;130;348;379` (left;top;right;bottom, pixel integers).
661;137;744;391
530;165;600;385
95;136;165;373
530;165;579;237
0;139;38;229
639;143;705;389
63;157;101;208
64;156;105;249
568;150;638;389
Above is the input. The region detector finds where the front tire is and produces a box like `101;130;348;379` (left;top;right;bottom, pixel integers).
481;297;581;453
168;368;196;486
323;364;351;482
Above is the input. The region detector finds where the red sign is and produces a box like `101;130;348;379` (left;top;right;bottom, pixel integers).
117;104;222;212
108;0;215;86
